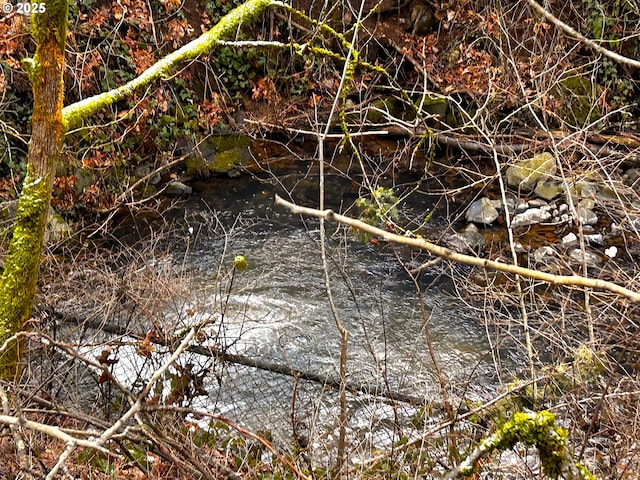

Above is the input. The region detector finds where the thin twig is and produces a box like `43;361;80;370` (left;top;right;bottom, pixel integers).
0;383;33;478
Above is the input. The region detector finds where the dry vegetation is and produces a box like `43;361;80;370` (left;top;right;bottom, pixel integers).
1;0;640;478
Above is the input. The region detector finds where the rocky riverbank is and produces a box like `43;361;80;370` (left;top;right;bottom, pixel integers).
444;151;639;277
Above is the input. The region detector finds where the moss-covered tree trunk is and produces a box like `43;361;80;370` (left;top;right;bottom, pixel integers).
0;0;280;380
0;0;68;379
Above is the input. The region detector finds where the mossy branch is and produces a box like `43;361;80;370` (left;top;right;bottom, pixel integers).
446;411;594;480
62;0;285;131
61;0;394;132
274;194;640;302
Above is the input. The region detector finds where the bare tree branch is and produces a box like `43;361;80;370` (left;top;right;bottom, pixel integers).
274;195;640;302
0;413;114;455
528;0;640;69
44;328;196;479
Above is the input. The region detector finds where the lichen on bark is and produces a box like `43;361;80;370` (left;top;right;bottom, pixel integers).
447;410;593;480
31;0;68;50
493;411;568;477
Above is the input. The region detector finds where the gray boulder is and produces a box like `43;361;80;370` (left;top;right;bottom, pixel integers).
535;180;563;201
568;248;602;268
444;224;487;253
488;196;516;212
164;181;193;197
466;197;499;225
577;207;598;226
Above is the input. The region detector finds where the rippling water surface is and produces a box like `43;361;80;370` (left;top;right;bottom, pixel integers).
164;167;520;451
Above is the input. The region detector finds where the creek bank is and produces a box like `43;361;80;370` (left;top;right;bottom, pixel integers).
446;153;640;281
23;135;636;292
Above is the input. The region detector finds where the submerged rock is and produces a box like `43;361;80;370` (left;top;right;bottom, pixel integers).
533;245;557;264
444;224;487;253
568;248;602;268
164;181;192;197
506;152;557;191
465;197;499;225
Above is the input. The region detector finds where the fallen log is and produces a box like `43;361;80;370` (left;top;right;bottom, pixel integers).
51;309;435;407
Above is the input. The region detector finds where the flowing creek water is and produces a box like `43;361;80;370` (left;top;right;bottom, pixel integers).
168;147;521;452
82;142;523;456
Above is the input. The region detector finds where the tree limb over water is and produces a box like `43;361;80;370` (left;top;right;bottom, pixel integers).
274;195;640;303
61;0;285;131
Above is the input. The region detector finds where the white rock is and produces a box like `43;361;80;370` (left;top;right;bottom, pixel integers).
610;223;622;236
528;198;549;208
511;207;553;228
561;232;578;247
584;234;604;245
